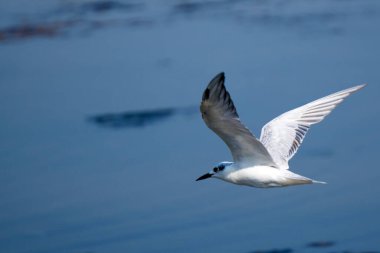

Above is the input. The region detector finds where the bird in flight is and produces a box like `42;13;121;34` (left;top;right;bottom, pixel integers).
196;72;365;188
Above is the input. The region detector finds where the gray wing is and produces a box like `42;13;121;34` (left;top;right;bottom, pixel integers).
260;84;366;169
200;72;276;166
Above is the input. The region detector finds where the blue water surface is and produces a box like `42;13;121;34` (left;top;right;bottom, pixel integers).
0;1;380;253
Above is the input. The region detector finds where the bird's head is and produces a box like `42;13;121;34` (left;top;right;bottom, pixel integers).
196;161;234;181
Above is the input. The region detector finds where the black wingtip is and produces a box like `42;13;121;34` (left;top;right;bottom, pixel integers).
216;72;225;81
203;88;210;100
209;72;225;87
202;72;225;101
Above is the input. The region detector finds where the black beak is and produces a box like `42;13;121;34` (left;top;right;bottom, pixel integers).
196;173;213;181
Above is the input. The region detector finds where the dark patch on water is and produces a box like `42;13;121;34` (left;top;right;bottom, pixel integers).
55;0;145;16
329;251;380;253
172;1;228;15
0;18;153;42
78;0;143;14
307;240;335;248
88;106;197;128
249;242;380;253
0;21;76;41
249;248;293;253
0;0;148;42
1;0;379;43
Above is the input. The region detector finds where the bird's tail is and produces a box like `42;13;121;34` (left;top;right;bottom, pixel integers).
312;180;327;184
283;171;326;186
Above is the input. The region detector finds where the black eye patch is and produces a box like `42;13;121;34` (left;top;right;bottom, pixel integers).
213;167;219;173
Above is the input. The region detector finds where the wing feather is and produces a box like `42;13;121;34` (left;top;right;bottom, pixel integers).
260;84;366;169
200;73;276;166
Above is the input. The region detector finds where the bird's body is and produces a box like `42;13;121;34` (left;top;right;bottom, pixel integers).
196;72;365;188
213;163;318;188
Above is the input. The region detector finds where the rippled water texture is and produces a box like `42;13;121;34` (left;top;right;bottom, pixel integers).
1;1;380;253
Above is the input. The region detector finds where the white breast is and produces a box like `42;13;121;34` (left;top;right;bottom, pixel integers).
223;166;312;188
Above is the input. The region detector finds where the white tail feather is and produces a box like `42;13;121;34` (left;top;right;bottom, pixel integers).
312;180;327;184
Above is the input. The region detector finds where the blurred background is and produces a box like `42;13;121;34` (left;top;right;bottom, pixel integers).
1;0;380;253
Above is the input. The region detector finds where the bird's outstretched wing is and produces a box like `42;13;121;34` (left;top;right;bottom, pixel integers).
260;84;366;170
200;72;276;166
